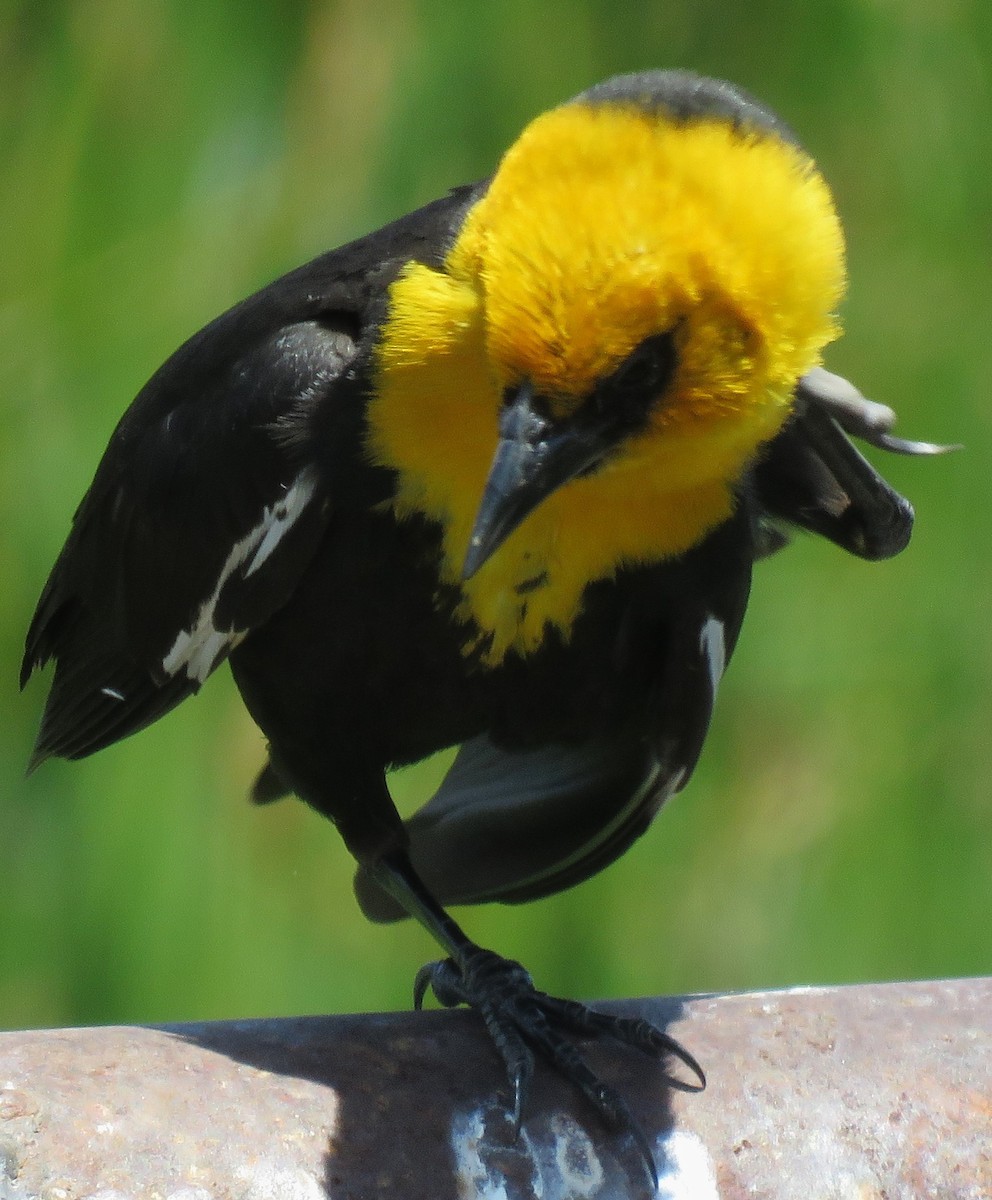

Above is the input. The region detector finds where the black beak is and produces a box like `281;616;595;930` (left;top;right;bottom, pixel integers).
462;381;607;580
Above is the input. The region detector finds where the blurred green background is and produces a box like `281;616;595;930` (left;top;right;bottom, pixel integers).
2;0;989;1032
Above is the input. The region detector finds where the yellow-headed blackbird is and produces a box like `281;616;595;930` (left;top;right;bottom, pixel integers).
22;71;944;1172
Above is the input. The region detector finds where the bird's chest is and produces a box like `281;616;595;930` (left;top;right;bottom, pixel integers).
338;504;573;672
451;528;583;665
310;507;637;739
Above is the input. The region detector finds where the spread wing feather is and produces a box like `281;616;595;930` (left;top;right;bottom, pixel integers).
753;366;952;560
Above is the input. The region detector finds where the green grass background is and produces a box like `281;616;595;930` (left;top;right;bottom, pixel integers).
2;0;989;1031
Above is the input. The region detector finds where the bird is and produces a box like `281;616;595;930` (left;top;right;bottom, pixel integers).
22;70;945;1177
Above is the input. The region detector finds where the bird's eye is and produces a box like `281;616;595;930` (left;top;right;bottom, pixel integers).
593;330;678;427
613;331;678;398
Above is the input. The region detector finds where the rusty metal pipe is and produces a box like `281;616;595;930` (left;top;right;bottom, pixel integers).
1;978;989;1199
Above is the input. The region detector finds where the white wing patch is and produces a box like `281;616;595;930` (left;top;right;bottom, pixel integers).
162;468;318;684
699;614;726;695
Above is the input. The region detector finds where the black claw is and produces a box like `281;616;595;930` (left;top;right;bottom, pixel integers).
413;946;701;1191
655;1032;706;1093
414;957;466;1009
412;961;435;1010
483;997;534;1128
627;1111;661;1194
538;992;706;1092
510;1060;534;1132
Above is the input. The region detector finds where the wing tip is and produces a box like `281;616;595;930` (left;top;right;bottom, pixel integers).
19;658;36;692
250;761;291;805
25;744;49;776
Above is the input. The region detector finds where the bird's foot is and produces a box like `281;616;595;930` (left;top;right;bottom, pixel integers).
414;947;704;1188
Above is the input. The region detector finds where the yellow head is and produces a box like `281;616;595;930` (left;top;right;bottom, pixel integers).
369;73;847;662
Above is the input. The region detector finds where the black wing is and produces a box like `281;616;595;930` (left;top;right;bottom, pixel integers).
21;318;351;765
22;187;483;767
753;366;953;560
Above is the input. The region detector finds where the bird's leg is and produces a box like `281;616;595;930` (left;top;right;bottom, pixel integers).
368;848;705;1187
